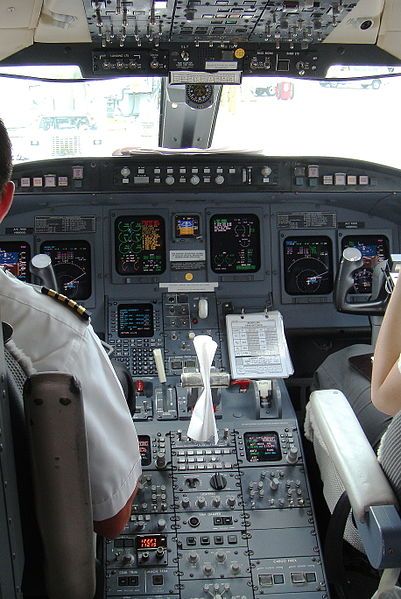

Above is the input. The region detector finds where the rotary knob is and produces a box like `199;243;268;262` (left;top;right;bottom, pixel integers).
190;174;200;185
156;546;165;559
210;472;227;491
226;495;236;508
158;518;166;531
216;551;226;563
261;165;272;177
215;174;224;185
270;477;279;491
197;496;206;509
182;496;190;509
122;552;134;565
212;496;221;508
203;562;213;576
231;561;240;574
156;452;166;468
165;175;175;185
287;446;299;464
189;551;199;563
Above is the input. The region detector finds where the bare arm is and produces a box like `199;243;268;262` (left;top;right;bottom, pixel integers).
371;276;401;416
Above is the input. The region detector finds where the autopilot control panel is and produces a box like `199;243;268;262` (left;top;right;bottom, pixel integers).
6;154;401;598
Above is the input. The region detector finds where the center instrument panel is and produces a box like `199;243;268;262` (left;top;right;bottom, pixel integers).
6;154;401;598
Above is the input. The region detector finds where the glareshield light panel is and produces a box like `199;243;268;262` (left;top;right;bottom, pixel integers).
341;235;389;294
283;236;333;295
115;215;166;275
0;241;30;282
210;213;261;274
40;240;92;300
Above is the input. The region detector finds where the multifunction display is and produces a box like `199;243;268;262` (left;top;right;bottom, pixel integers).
40;240;91;300
115;215;166;275
118;303;154;338
175;214;200;238
283;236;333;295
0;241;30;281
244;431;282;462
210;214;260;273
341;235;389;294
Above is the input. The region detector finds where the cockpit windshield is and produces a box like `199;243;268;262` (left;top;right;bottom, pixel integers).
1;64;401;168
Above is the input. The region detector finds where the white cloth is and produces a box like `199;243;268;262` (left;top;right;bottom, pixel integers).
0;268;142;521
187;335;218;444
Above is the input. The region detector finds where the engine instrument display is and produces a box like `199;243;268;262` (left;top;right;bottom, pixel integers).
283;236;333;295
0;241;30;281
341;235;389;294
244;431;282;462
175;214;200;238
115;215;166;275
118;303;154;338
138;435;152;466
210;214;260;273
40;240;91;300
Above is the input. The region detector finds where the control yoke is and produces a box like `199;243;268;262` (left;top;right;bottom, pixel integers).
334;247;389;316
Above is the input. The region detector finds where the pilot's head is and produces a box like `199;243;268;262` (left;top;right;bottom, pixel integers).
0;118;15;222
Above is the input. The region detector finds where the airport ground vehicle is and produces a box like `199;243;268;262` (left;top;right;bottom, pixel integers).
1;2;401;599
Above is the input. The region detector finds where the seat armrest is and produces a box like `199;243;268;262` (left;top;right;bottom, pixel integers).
309;389;397;522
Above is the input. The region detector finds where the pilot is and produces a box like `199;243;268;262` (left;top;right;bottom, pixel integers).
0;118;141;538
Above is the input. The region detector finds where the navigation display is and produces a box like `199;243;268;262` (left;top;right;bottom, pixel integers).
175;214;200;238
115;215;166;275
283;236;333;295
341;235;389;294
118;303;154;338
40;240;91;300
210;214;260;273
244;432;282;462
0;241;30;281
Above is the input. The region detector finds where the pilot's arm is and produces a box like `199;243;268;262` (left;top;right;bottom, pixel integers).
371;274;401;416
68;324;142;538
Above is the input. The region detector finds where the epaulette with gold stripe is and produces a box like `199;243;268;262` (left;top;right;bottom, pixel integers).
41;287;91;321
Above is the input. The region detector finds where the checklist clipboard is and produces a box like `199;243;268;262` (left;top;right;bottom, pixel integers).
226;311;294;380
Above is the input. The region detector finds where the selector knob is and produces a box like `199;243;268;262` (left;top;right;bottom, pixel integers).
177;429;182;441
197;496;206;509
216;551;226;563
212;496;221;508
203;562;213;576
122;552;134;565
190;175;200;185
182;496;190;509
156;452;166;468
156;546;165;559
231;561;240;574
270;477;279;491
215;175;224;185
189;551;199;563
165;175;175;185
141;552;150;562
210;472;227;491
261;165;272;177
158;518;166;531
226;496;236;508
287;446;299;464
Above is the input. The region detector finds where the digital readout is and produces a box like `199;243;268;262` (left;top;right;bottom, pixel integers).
118;304;154;338
40;239;91;300
135;535;167;550
244;432;282;462
283;236;333;295
138;434;152;466
341;235;389;294
0;241;30;281
115;215;166;275
210;214;261;273
175;214;200;238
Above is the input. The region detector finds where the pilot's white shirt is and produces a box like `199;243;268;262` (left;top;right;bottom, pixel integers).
0;267;142;521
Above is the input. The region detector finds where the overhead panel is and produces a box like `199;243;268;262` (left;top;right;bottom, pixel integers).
83;0;376;48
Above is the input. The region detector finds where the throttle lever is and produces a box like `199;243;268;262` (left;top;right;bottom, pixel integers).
29;253;58;292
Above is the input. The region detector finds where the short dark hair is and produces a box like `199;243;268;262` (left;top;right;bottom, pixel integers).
0;119;12;192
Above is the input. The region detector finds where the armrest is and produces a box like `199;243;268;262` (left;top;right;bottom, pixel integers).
309;389;397;522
